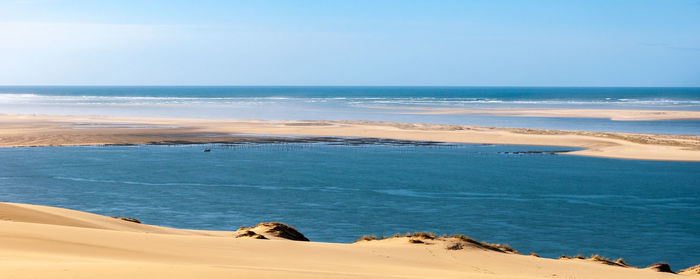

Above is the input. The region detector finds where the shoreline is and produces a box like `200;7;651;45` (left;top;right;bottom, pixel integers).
1;202;698;278
366;106;700;121
0;115;700;162
1;114;699;161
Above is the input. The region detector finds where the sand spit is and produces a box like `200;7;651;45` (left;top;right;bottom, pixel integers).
0;114;698;161
368;106;700;121
1;202;698;279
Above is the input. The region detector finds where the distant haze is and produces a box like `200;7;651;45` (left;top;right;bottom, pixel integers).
1;0;699;86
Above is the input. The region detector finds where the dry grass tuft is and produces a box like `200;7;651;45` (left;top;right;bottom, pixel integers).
353;235;378;243
558;254;630;268
411;232;436;239
449;234;479;244
447;234;517;254
408;239;424;244
479;242;517;253
614;258;629;267
589;254;630;267
350;231;518;254
447;242;464;250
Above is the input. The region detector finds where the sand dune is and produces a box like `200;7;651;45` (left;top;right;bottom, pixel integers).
0;202;226;236
0;202;695;278
0;114;699;161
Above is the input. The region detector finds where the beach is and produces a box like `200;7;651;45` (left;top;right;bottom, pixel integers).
1;114;698;161
1;202;697;279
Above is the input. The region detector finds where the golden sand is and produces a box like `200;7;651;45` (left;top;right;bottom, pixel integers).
0;202;693;279
1;114;698;161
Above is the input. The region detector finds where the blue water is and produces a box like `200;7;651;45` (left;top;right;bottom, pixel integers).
1;143;698;269
2;86;700;101
1;86;699;135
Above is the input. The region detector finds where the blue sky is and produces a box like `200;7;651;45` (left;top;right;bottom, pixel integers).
1;0;699;86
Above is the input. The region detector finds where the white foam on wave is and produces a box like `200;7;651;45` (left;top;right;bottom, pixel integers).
1;93;699;108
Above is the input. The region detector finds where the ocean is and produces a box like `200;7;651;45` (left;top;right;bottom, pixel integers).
1;86;699;135
0;143;698;268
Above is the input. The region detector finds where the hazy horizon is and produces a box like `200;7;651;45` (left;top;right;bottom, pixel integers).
3;85;700;88
1;0;699;87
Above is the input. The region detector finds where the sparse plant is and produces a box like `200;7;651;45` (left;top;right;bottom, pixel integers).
499;244;517;253
449;234;478;244
411;232;436;239
614;258;629;267
589;254;610;261
447;242;464;250
353;235;377;242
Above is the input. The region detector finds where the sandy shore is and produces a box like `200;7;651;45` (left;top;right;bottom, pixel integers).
1;202;697;278
0;114;699;161
368;106;700;121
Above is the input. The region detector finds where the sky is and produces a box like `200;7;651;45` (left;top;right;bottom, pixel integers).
0;0;699;86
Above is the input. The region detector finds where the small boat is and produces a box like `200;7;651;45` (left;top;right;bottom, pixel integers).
203;148;211;152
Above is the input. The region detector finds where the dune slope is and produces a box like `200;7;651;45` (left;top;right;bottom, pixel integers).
0;202;692;279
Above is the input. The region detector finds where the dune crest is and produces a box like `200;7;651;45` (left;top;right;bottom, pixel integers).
354;232;518;253
1;202;698;279
679;264;700;275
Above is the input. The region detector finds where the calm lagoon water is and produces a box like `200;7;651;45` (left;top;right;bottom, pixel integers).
1;142;698;269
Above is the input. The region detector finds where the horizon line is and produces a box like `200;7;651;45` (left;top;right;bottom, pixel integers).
2;85;700;89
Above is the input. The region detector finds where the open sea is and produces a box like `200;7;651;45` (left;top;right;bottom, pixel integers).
1;86;700;134
0;87;699;269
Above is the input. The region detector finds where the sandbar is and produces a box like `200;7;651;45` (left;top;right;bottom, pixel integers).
1;114;699;161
